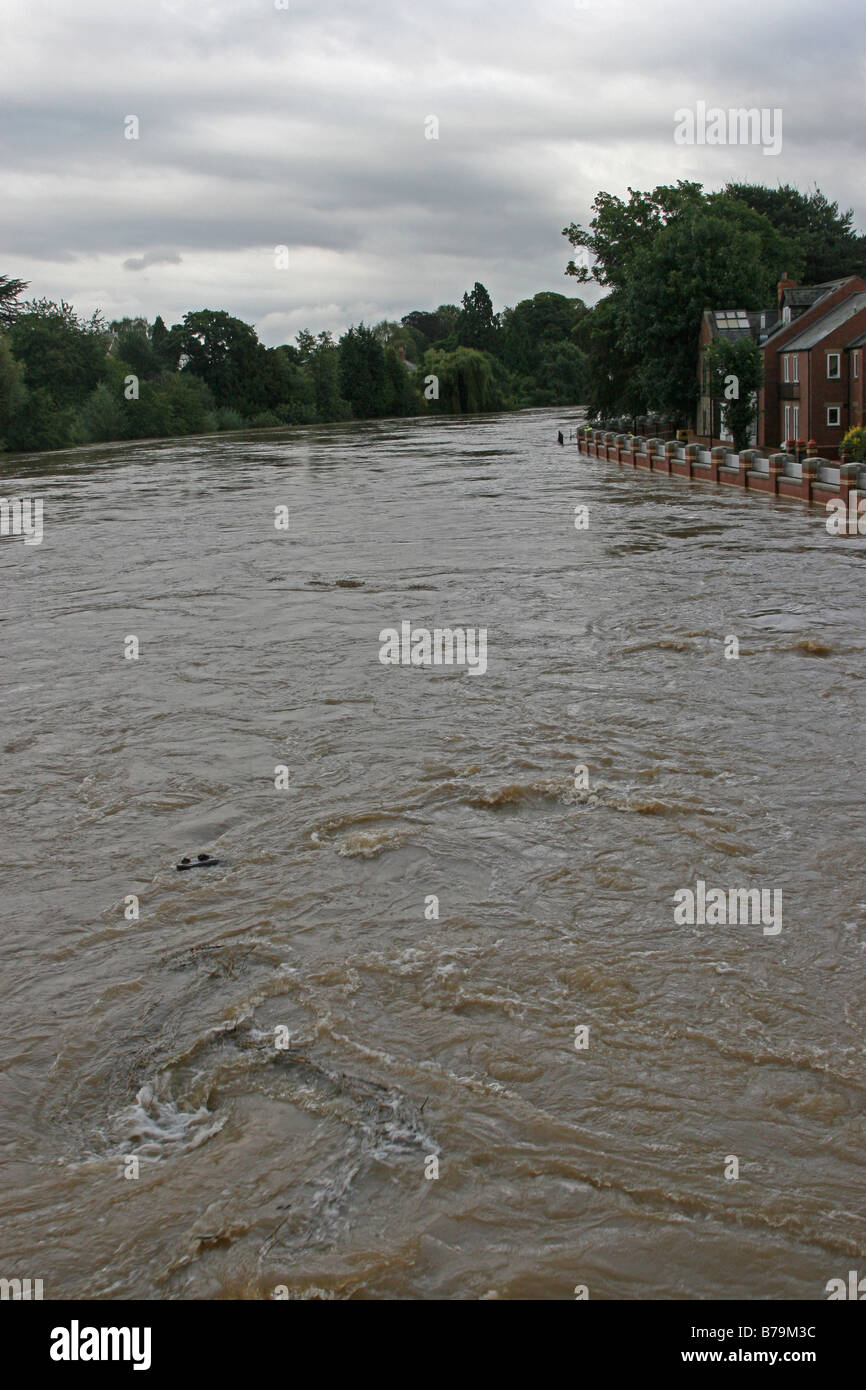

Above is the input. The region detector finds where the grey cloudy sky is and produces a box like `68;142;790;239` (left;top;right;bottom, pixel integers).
1;0;862;345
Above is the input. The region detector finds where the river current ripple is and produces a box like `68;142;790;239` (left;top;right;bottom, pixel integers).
1;408;865;1299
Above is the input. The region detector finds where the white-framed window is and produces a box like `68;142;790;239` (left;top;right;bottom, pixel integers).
827;353;841;379
827;406;841;427
782;306;791;324
784;404;791;440
783;355;789;382
792;354;799;382
855;352;860;380
793;406;800;438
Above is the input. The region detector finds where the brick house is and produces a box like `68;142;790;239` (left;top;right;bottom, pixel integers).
697;273;866;453
774;291;866;452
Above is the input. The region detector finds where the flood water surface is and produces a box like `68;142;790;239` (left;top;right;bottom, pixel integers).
2;409;866;1299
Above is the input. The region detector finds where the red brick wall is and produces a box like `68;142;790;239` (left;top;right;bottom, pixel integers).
801;306;866;452
776;348;807;448
759;278;866;449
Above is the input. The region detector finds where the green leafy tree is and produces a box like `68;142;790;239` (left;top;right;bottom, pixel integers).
120;372;216;439
618;202;791;420
423;346;512;413
0;334;23;445
150;314;181;372
10;299;109;410
724;183;865;284
229;343;295;418
215;407;245;431
110;317;159;380
4;385;75;452
297;331;349;420
75;381;125;443
565;183;801;422
530;340;588;407
574;294;645;421
372;320;401;345
338;322;386;418
457;282;499;353
373;319;425;363
401;305;460;348
155;373;216;435
563;183;707;291
400;309;439;343
382;345;420;416
500;292;587;376
175;309;260;410
0;274;29;327
705;336;764;450
273;378;317;425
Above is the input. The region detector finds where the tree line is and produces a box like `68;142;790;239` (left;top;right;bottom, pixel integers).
0;276;589;453
5;179;858;455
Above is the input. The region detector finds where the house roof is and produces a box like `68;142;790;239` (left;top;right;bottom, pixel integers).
846;329;866;348
805;276;857;290
786;277;853;303
762;276;860;344
779;292;866;351
784;286;832;308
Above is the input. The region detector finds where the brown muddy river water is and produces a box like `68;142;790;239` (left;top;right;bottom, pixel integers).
2;407;865;1300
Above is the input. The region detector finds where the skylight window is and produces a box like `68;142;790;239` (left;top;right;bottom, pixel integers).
715;311;750;330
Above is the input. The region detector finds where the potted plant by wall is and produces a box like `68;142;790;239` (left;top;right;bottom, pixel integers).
840;425;866;463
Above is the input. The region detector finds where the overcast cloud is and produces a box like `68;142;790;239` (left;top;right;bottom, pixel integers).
1;0;863;344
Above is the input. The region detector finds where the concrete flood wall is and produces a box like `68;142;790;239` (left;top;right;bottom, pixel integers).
573;427;862;511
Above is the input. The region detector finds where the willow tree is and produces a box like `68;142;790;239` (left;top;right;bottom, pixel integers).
424;346;510;413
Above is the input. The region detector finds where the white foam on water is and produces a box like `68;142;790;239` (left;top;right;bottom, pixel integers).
113;1081;227;1159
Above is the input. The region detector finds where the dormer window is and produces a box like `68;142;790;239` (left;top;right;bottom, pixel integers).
782;306;791;324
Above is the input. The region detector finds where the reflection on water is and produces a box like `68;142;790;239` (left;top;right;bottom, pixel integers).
2;409;866;1299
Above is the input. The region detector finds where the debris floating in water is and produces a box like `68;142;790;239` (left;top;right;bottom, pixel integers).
176;853;222;872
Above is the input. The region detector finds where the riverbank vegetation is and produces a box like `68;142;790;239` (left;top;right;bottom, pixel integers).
0;274;588;453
